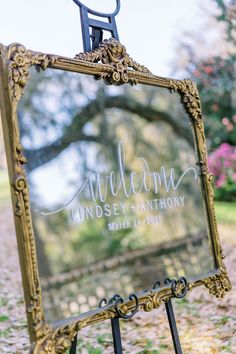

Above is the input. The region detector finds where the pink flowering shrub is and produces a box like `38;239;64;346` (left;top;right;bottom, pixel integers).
208;143;236;201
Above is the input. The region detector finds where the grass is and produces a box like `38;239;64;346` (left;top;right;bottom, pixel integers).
0;315;9;322
215;201;236;224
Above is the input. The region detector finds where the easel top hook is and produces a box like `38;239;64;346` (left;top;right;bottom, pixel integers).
73;0;121;18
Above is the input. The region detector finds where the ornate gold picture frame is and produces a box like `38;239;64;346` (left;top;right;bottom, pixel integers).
0;39;231;353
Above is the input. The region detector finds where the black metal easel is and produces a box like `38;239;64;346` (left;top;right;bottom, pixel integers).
69;277;188;354
164;277;188;354
73;0;120;52
109;293;139;354
69;2;188;352
70;333;78;354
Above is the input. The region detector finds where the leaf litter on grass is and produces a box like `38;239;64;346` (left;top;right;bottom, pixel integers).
0;203;236;353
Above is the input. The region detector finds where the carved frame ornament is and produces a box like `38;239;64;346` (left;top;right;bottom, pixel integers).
0;39;231;353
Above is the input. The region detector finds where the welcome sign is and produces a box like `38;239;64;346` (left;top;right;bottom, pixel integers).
18;66;214;321
43;140;195;227
0;40;231;352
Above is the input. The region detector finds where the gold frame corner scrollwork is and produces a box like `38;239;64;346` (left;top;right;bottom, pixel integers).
0;39;231;354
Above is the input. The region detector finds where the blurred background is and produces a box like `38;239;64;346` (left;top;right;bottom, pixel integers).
0;0;235;353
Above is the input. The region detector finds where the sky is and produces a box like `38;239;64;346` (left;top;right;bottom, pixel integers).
0;0;207;76
0;0;212;209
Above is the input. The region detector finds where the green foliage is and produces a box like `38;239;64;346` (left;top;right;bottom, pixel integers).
176;1;236;201
0;328;12;337
215;201;236;224
215;0;236;45
96;333;113;346
214;179;236;202
66;337;104;354
192;55;236;149
87;348;102;354
0;315;9;322
69;217;133;268
177;0;236;151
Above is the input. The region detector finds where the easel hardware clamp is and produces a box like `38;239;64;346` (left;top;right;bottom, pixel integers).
100;293;139;354
73;0;120;52
69;278;188;354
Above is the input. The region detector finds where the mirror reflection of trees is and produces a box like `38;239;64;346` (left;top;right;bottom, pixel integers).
18;69;214;321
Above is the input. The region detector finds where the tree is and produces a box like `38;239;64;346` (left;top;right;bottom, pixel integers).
18;68;199;276
20;70;193;173
173;0;236;201
174;0;236;150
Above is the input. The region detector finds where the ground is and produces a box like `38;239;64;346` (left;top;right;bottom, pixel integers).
0;190;235;353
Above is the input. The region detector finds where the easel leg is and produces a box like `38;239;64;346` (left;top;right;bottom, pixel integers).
165;300;183;354
111;317;123;354
69;333;78;354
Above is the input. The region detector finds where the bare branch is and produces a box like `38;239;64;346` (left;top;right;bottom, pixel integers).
25;95;192;172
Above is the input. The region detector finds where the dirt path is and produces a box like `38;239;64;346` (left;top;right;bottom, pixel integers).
78;224;236;353
0;202;235;353
0;204;30;353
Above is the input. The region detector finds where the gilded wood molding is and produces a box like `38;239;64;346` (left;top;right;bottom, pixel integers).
168;78;231;297
75;38;151;84
0;43;56;343
7;43;57;103
0;40;231;354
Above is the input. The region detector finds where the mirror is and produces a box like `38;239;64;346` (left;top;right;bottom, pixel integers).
17;67;215;322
